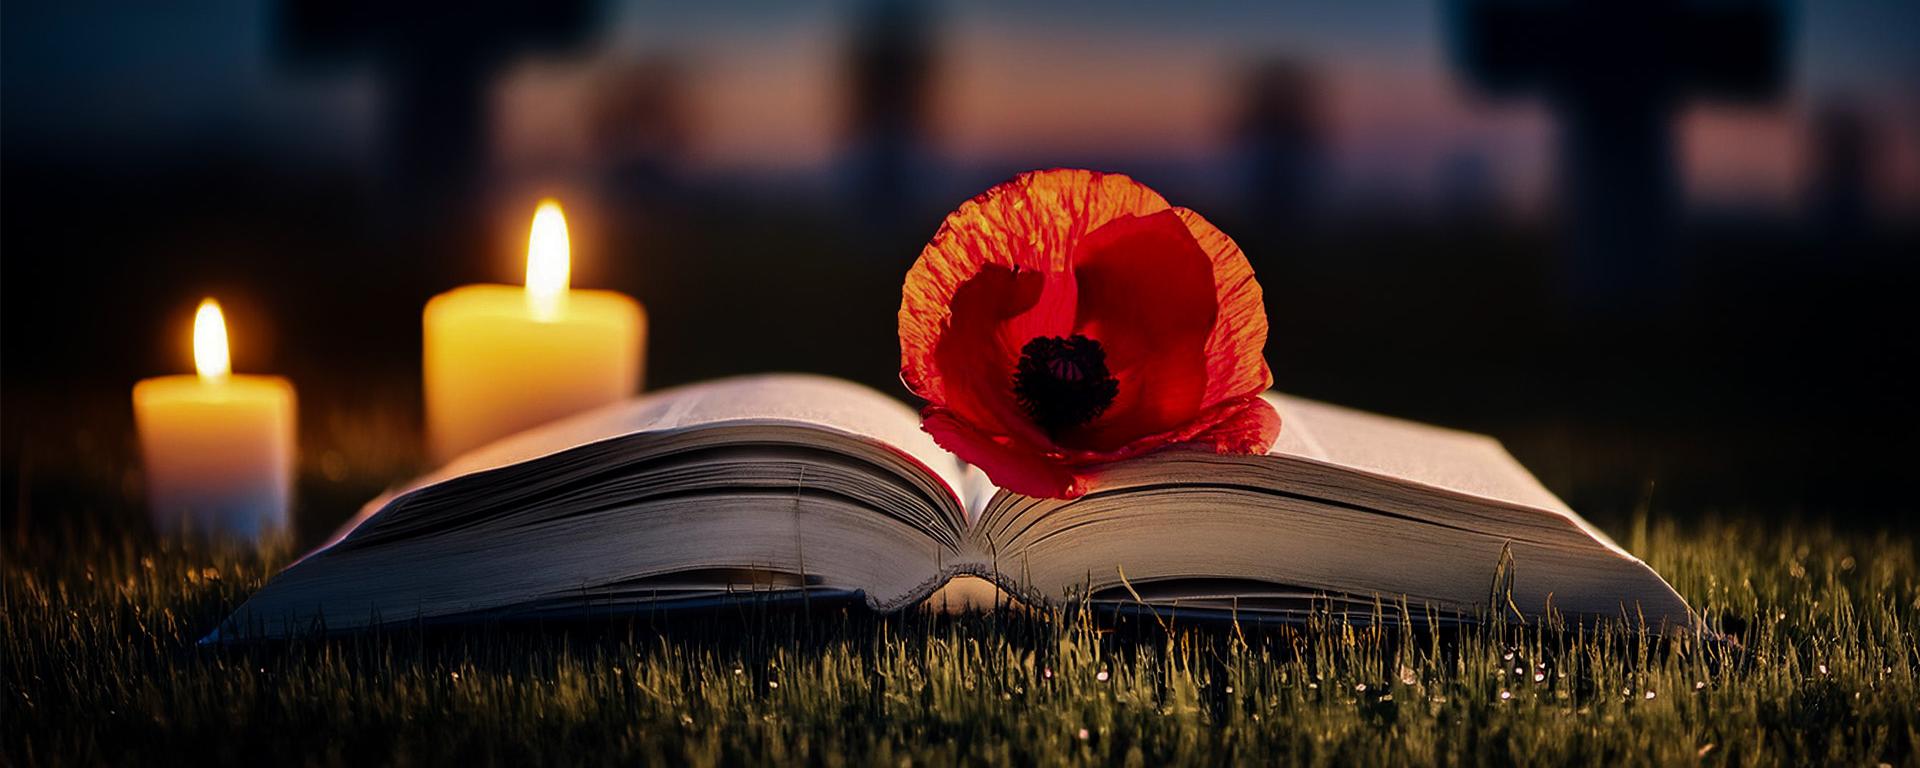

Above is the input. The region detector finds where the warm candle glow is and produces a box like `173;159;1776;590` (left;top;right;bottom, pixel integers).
525;199;571;321
425;196;644;462
193;298;231;382
138;296;297;543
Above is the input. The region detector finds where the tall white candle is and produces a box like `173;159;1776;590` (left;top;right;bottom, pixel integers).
423;200;646;463
133;299;297;542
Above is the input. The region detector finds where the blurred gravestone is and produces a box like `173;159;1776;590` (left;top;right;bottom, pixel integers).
843;0;937;234
1439;149;1500;223
1234;60;1325;226
1807;102;1875;249
591;56;691;205
1449;0;1786;304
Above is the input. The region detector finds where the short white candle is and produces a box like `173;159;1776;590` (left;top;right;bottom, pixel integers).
133;299;297;542
423;199;646;463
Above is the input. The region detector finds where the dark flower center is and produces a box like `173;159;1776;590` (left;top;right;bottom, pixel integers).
1013;334;1119;434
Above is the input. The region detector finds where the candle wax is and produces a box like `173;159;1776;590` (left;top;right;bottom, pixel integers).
424;283;645;463
133;374;297;542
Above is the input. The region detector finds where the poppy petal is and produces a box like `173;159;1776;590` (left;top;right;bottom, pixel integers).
1054;394;1280;464
901;169;1277;500
921;408;1084;499
1061;210;1216;451
1187;395;1283;455
1003;269;1077;352
901;169;1168;401
932;265;1054;447
1176;207;1273;406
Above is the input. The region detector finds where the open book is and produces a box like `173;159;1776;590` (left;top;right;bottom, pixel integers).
217;374;1693;639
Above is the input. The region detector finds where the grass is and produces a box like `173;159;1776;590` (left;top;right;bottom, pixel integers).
3;516;1916;766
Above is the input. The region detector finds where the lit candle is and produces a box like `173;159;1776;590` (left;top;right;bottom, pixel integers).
424;199;646;463
133;299;298;542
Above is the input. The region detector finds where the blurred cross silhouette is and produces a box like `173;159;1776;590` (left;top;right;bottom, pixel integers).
844;0;936;231
1236;59;1324;226
278;1;596;243
1450;0;1786;304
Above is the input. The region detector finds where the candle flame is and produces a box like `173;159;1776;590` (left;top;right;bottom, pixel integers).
526;199;571;320
193;298;231;382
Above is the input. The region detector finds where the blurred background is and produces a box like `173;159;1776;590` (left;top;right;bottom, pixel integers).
4;0;1917;546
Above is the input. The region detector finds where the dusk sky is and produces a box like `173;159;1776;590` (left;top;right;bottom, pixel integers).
7;0;1919;212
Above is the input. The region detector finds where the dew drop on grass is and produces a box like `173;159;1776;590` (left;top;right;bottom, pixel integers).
1645;690;1657;700
1534;673;1546;683
1499;690;1512;701
1077;728;1090;741
1096;670;1110;682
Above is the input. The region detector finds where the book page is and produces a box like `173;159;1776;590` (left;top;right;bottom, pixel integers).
1264;393;1571;515
387;374;968;515
970;394;1683;626
958;464;1000;525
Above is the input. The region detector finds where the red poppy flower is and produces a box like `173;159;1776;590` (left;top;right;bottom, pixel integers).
899;169;1280;499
